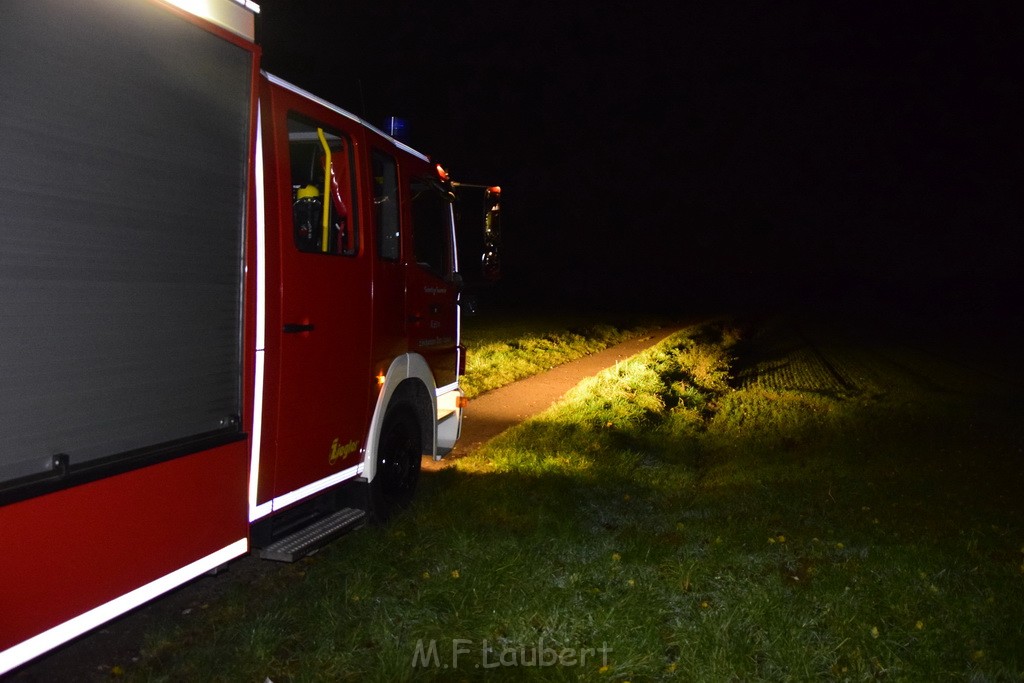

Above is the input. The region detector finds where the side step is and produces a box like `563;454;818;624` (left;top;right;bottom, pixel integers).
258;507;367;562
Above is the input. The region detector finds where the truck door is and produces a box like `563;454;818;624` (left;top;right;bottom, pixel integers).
404;170;460;388
268;111;372;497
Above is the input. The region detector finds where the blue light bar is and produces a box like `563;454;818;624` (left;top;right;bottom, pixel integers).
383;116;409;144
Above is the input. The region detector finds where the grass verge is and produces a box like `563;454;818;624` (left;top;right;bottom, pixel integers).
131;317;1023;681
459;310;666;398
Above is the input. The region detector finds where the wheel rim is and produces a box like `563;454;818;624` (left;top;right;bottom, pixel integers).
378;409;420;503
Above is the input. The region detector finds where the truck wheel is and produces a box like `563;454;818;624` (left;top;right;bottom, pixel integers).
371;403;422;523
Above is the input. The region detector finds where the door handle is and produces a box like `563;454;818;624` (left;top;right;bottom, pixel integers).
283;323;315;334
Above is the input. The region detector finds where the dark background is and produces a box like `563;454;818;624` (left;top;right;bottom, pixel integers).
256;1;1021;318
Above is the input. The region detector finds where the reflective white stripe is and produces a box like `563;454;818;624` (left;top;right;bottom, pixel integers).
245;102;363;521
0;539;248;676
266;464;364;513
451;202;462;365
247;349;270;522
449;204;459;272
248;103;268;522
456;306;462;372
250;498;273;521
254;104;266;357
263;72;430;162
250;465;364;523
436;381;460;396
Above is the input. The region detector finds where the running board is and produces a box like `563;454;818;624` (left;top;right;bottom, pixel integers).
258;507;367;562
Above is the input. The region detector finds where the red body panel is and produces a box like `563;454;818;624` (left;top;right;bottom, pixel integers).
361;130;459;386
405;264;460;387
0;1;260;670
1;1;466;671
253;78;462;506
255;80;375;504
364;138;409;382
394;152;461;387
0;442;249;652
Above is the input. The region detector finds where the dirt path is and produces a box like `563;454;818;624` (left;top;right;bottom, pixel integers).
6;325;686;682
427;324;687;468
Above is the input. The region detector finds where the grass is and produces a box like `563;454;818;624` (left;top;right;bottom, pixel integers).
129;316;1023;681
458;309;666;398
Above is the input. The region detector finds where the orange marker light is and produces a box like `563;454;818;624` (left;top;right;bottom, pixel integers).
435;164;449;181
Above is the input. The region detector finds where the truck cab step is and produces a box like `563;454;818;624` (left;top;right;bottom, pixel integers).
258;507;367;562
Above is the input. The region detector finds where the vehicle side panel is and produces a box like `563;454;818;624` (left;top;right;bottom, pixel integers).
0;442;249;655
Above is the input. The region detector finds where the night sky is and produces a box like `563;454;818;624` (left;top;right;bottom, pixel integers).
256;1;1022;314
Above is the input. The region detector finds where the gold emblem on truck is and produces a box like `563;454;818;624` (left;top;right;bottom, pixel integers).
329;438;359;465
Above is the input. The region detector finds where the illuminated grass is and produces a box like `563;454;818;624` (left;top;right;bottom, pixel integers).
459;311;665;398
130;317;1024;681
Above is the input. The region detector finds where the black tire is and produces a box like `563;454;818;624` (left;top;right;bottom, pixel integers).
370;403;422;523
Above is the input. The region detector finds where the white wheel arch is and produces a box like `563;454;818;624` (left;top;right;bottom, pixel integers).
362;353;437;482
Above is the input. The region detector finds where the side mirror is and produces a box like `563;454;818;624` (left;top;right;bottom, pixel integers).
482;186;502;281
481;248;501;282
483;186;501;242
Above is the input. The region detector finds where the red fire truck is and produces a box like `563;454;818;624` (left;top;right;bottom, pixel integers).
0;0;500;673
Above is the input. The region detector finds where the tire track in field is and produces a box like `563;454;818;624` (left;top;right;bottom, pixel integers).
732;320;861;397
738;317;1003;400
796;320;1002;398
794;327;860;393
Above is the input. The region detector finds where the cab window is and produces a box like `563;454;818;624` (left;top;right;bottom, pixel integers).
372;151;400;261
288;115;357;255
410;176;453;277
